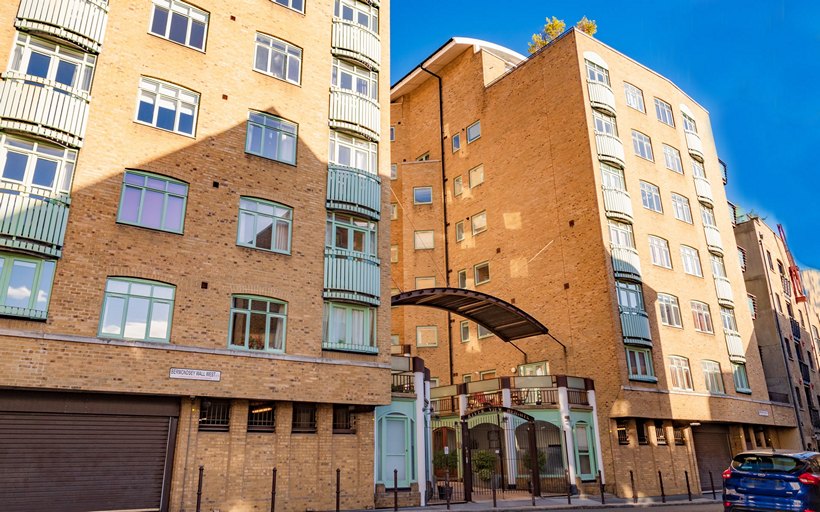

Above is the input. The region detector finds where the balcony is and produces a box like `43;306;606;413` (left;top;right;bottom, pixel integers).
466;390;503;412
16;0;108;53
619;306;652;346
601;187;634;223
611;245;642;282
685;131;704;161
329;88;380;142
693;176;714;207
587;81;616;116
323;248;380;305
0;185;70;258
327;164;381;220
703;225;724;256
714;276;734;307
331;19;380;70
595;133;625;167
725;332;745;363
391;373;414;393
429;396;458;415
0;73;89;148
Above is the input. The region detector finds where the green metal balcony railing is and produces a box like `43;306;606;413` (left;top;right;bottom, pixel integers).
619;306;652;346
327;164;381;220
0;185;70;257
323;248;380;305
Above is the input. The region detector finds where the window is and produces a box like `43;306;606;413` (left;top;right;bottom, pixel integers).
460;320;470;342
658;294;682;327
413;187;433;204
452;133;461;152
766;250;774;271
775;293;782;313
453;176;463;196
738;247;747;272
326;212;377;257
253;32;302;84
10;33;96;92
636;419;648;445
389;245;398;263
332;404;355;433
462;375;472;383
99;278;175;342
662;145;683;174
413;230;434;250
702;360;725;394
0;135;76;194
229;296;287;352
518;361;548;376
237;197;292;254
711;255;727;278
747;294;757;319
655;421;667;445
329;131;378;174
390;164;397;180
455;221;465;242
691;160;706;179
616;420;630;445
416;325;438;347
600;163;625;190
332;58;377;100
292;403;317;433
680;246;703;277
469;165;484;188
118;171;188;234
616;280;644;310
0;254;55;318
334;0;378;32
733;363;751;393
608;220;635;248
701;205;717;228
479;370;496;380
477;325;492;338
457;269;467;288
390;203;398;220
389;126;395;141
471;211;487;235
246;111;297;165
627;347;655;380
416;153;430;162
247;401;276;432
720;307;738;333
648;236;672;269
149;0;208;51
466;121;481;143
199;399;230;432
323;302;377;353
669;356;693;390
415;276;435;289
671;193;693;223
673;427;685;445
585;60;610;85
429;378;440;387
474;262;490;285
691;301;714;333
631;130;653;161
640;182;662;213
654;98;674;127
592;110;618;136
623;83;644;112
136;77;199;136
273;0;304;13
682;112;698;134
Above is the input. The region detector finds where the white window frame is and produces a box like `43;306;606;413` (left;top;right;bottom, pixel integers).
671;193;693;223
720;306;738;333
331;57;378;100
390;203;398;220
669;356;693;390
474;262;490;285
702;360;725;394
0;134;76;195
390;163;397;180
149;0;209;52
682;112;698;134
592;110;618;136
135;77;199;136
460;320;470;342
623;82;645;112
413;230;434;250
747;294;757;319
253;32;302;85
413;186;433;205
711;255;727;278
680;245;703;277
648;236;672;269
469;165;484;188
640;181;663;213
738;247;746;271
455;221;464;242
600;163;625;190
328;130;377;174
334;0;378;32
657;293;682;327
272;0;305;14
585;60;610;85
608;220;635;249
466;121;481;143
691;301;714;334
453;175;463;196
691;160;707;179
471;211;487;235
457;269;467;288
631;130;654;161
416;325;438;347
452;133;461;152
389;245;398;263
654;98;675;127
477;324;493;339
10;33;96;93
662;145;683;174
701;205;717;228
616;280;644;310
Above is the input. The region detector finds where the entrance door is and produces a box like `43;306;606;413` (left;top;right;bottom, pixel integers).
692;424;732;492
385;415;410;487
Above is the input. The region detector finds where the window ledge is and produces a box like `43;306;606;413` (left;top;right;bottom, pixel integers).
0;305;47;321
322;342;378;355
629;375;658;383
736;388;752;395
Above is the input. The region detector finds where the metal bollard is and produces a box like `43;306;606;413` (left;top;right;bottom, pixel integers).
393;469;398;511
658;470;666;503
492;471;497;508
709;471;717;500
445;469;451;510
598;470;605;504
270;467;277;512
336;468;341;512
195;465;204;512
565;468;572;505
630;470;637;504
529;479;535;507
685;470;692;501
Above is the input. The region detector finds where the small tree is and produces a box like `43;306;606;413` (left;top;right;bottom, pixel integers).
576;16;598;36
527;16;566;54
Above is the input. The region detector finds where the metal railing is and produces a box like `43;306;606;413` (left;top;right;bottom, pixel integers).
329;88;381;142
714;276;734;306
620;306;652;345
693;176;714;207
587;81;616;115
595;133;625;167
685;131;704;160
0;185;70;257
567;389;589;406
326;164;381;220
725;332;745;363
703;225;724;256
391;374;414;393
509;387;558;407
601;187;633;222
466;391;502;411
323;248;380;305
331;18;381;70
611;244;642;281
16;0;109;53
430;396;458;415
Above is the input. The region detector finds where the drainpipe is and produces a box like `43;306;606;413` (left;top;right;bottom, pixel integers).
420;65;455;386
758;230;806;449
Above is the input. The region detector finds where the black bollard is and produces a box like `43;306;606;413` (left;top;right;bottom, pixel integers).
492;471;497;508
630;470;637;504
658;470;666;503
685;470;692;501
598;470;605;504
393;469;398;511
196;465;204;512
445;468;451;510
336;468;341;512
709;471;717;500
270;467;277;512
565;468;572;505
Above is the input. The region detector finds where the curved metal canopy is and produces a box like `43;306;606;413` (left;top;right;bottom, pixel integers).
391;288;549;342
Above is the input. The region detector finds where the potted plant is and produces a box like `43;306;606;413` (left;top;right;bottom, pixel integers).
472;450;497;483
433;450;458;478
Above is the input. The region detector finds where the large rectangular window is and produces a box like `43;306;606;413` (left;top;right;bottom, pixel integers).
671;193;693;223
608;220;635;248
136;77;199;136
654;98;675;127
246;111;297;165
99;278;175;342
118;171;188;233
471;211;487;235
247;401;276;432
335;0;379;32
199;399;230;432
720;306;738;333
474;262;490;285
229;295;287;352
623;82;644;112
593;111;618;136
273;0;305;13
413;230;434;250
691;301;714;333
648;236;672;269
733;363;751;393
460;320;470;342
323;302;377;353
329;131;377;174
332;58;377;100
237;197;292;254
669;356;693;390
453;176;463;196
11;33;96;93
469;165;484;188
466;121;481;143
585;60;610;85
702;360;725;394
254;33;302;84
631;130;654;161
416;325;438;347
662;145;683;174
292;403;316;433
640;181;662;213
0;135;76;195
149;0;208;51
413;187;433;204
680;245;703;277
0;254;55;319
657;293;682;327
627;347;655;381
326;212;377;257
682;112;698;134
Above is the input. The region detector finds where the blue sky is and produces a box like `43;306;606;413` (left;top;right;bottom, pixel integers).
390;0;819;268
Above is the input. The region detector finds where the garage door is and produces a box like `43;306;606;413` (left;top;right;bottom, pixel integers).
692;424;732;491
0;391;179;512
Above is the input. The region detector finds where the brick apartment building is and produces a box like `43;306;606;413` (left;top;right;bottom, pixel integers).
0;0;390;511
389;29;798;498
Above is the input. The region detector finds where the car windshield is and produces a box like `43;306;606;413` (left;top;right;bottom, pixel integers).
731;454;807;474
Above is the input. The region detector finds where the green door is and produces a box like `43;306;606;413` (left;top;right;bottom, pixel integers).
384;415;410;487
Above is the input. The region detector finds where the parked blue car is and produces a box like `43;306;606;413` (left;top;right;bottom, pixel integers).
723;450;820;511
